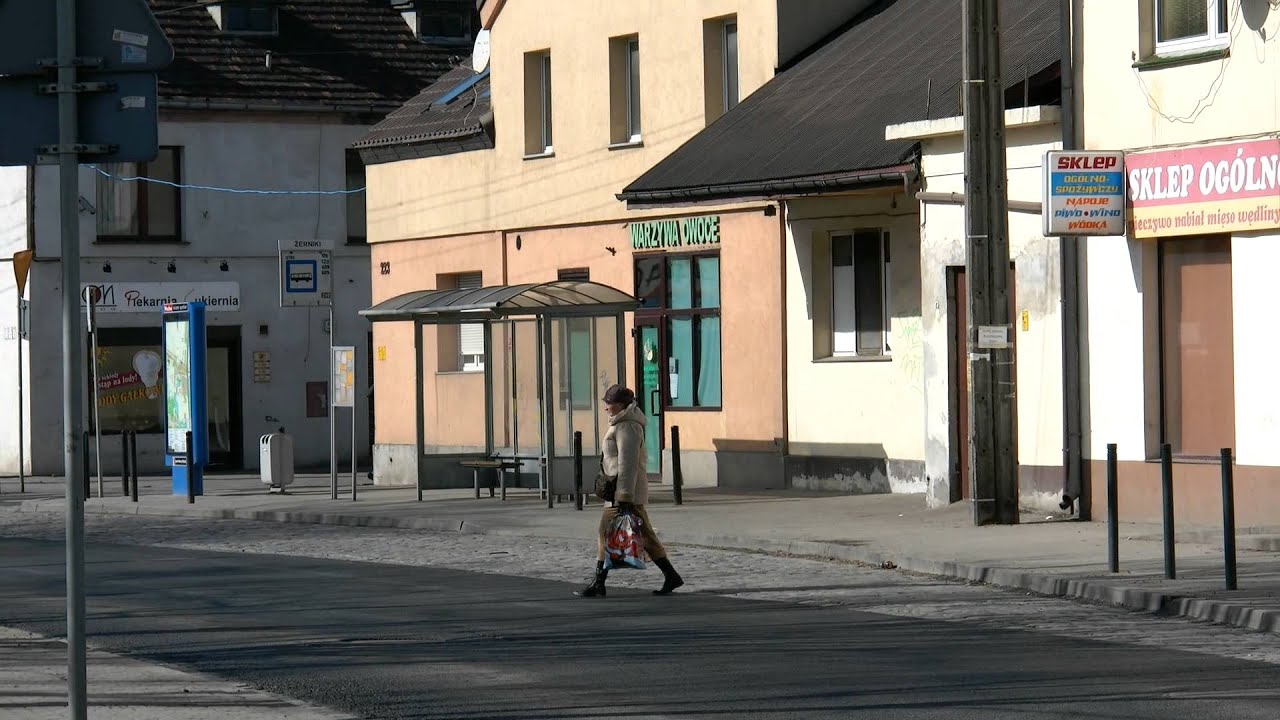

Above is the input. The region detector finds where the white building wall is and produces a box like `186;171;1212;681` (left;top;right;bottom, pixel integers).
784;193;926;493
22;116;374;475
0;167;31;475
913;120;1065;508
1079;0;1280;467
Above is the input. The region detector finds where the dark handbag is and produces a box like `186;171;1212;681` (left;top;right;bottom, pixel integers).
594;460;617;502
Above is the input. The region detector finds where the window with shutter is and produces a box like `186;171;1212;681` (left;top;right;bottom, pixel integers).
457;272;485;371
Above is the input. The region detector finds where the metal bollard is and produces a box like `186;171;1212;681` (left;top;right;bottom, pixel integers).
671;425;683;506
1106;443;1118;573
185;431;195;504
82;430;91;499
129;432;139;503
1161;443;1175;580
120;431;130;496
573;431;583;511
1220;448;1237;591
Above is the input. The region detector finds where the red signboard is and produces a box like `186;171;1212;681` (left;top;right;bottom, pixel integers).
1127;137;1280;238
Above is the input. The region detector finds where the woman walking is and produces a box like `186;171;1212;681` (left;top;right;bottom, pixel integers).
576;384;684;598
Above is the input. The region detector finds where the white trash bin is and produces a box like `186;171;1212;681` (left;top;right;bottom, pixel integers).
260;433;295;492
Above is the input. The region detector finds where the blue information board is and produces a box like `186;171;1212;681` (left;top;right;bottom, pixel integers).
162;302;208;496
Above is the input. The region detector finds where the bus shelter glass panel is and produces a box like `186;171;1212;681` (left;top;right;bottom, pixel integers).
417;321;489;488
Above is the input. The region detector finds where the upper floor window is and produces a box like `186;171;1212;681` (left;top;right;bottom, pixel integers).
1155;0;1228;54
219;1;279;36
609;35;642;146
416;0;476;45
523;50;553;157
703;16;739;125
345;149;366;245
96;147;182;243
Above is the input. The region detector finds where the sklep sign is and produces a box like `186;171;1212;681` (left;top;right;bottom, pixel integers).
1043;151;1127;236
1126;137;1280;239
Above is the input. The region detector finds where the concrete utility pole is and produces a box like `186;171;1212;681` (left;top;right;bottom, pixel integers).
962;0;1019;525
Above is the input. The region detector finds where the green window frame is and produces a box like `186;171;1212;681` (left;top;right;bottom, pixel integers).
633;252;722;410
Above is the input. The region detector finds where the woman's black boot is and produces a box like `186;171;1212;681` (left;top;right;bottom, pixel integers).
652;557;684;595
575;562;608;597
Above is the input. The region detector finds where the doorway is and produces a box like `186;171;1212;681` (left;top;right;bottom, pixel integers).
635;320;663;481
947;265;1016;503
206;326;243;469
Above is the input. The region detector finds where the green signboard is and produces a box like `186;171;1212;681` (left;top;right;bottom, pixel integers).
630;215;720;251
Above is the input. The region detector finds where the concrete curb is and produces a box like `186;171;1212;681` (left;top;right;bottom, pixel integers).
5;499;1276;634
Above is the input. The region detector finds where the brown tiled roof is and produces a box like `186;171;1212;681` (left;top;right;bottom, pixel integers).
151;0;464;112
352;62;491;152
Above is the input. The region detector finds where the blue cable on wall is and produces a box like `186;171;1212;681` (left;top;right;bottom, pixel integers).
88;165;365;195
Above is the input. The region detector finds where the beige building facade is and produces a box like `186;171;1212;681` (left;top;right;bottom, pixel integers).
361;1;876;490
1079;0;1280;524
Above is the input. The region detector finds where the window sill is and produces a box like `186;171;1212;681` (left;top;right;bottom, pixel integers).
522;149;555;161
94;237;187;244
814;354;893;364
663;405;723;413
1133;46;1230;71
436;370;485;377
608;139;644;151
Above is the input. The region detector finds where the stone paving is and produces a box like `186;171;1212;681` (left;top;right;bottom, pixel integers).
2;510;1278;671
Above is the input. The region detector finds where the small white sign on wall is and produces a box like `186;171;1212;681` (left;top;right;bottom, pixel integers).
976;325;1010;349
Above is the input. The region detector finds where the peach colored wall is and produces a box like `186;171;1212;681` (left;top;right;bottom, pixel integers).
503;209;785;451
370;233;502;449
365;0;778;243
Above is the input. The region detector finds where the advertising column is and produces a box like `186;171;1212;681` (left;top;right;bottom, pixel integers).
163;302;208;496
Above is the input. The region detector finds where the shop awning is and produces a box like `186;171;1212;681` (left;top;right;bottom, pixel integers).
360;281;640;323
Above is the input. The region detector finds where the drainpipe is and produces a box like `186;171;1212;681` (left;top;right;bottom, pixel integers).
1058;0;1086;519
777;201;790;482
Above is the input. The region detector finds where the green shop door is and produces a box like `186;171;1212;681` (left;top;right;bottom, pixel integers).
637;322;662;478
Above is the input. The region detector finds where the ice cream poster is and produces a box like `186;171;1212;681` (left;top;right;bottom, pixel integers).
93;346;164;433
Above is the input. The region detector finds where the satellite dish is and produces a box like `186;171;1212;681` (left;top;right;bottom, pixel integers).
472;29;491;73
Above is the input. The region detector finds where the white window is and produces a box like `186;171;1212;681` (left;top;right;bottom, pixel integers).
456;272;485;371
831;230;891;357
722;20;739;113
1154;0;1229;54
524;51;553;156
626;38;642;142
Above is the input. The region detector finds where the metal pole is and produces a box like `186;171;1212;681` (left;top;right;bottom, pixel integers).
129;432;138;503
56;0;89;706
413;319;424;503
82;430;89;498
89;300;102;499
16;294;23;493
1106;443;1118;572
350;409;357;502
1160;443;1175;580
573;431;583;511
671;425;684;506
1220;448;1237;591
329;307;337;500
120;431;129;496
186;430;195;504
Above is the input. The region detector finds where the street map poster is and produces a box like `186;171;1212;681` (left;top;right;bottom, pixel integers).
164;314;191;455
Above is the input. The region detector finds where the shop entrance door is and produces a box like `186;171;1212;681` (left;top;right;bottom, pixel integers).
635;321;663;480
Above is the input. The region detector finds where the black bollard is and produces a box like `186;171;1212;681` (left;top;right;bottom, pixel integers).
1106;443;1118;573
573;431;583;511
1161;443;1175;580
129;432;139;503
120;431;130;496
185;431;195;504
671;426;683;506
1220;448;1237;591
82;430;91;499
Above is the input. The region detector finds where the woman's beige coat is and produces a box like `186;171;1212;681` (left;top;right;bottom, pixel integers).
602;402;647;505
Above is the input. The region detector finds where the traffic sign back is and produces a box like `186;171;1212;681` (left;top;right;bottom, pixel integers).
0;0;174;75
0;73;160;166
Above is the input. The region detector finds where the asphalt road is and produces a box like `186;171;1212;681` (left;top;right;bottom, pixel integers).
2;536;1280;719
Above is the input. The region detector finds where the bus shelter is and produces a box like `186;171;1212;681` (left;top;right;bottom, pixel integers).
360;281;638;508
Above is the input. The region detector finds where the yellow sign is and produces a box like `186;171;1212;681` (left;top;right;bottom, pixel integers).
1021;310;1030;332
12;250;33;297
376;345;387;361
